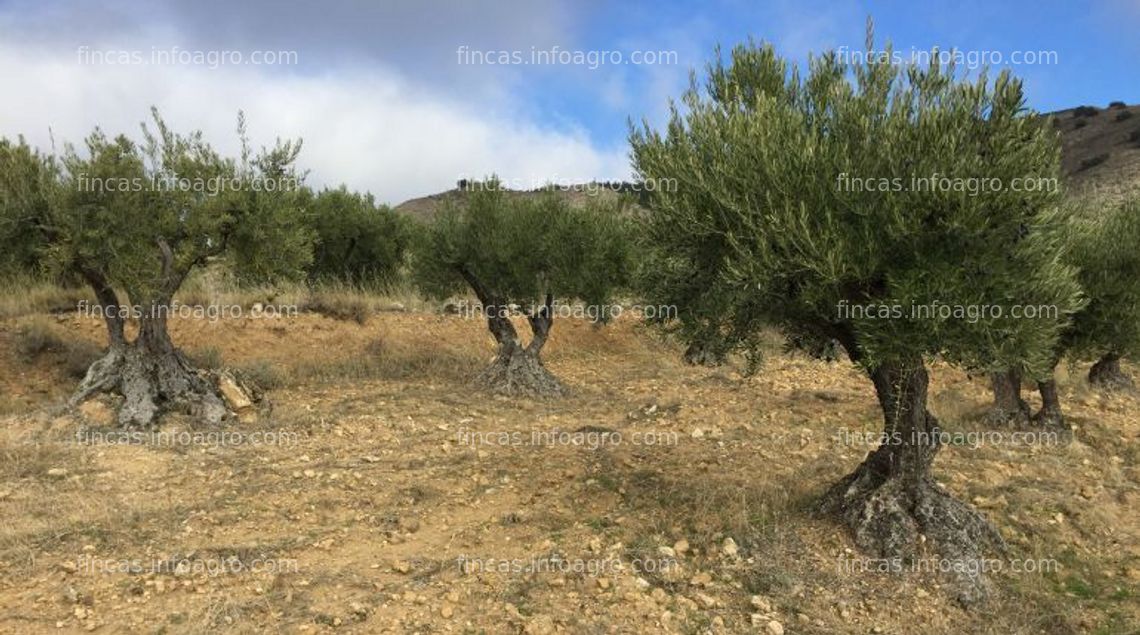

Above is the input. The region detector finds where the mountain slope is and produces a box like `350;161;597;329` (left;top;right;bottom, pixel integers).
393;102;1140;219
1052;101;1140;201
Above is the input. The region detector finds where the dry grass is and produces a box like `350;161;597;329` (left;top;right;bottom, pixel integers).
11;316;103;378
0;274;93;320
175;268;437;322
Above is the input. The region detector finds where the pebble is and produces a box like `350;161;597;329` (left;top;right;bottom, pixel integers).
722;537;739;557
695;592;718;609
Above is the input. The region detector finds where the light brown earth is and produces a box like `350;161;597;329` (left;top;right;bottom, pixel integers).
0;310;1137;634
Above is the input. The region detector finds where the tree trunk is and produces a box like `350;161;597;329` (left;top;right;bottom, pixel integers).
473;292;565;397
986;369;1030;425
820;356;1004;605
71;298;235;427
71;269;129;403
1032;376;1069;433
682;340;727;366
1088;353;1133;391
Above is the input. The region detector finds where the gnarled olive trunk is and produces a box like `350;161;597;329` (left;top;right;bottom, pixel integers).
987;369;1030;425
459;266;565;397
1088;352;1133;391
820;355;1003;605
71;295;231;428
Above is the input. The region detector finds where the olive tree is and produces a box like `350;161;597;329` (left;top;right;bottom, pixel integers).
1078;196;1140;390
630;32;1083;602
412;181;633;396
991;194;1140;427
0;109;311;427
0;139;49;277
304;186;409;285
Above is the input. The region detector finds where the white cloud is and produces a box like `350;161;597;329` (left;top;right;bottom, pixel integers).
0;41;631;205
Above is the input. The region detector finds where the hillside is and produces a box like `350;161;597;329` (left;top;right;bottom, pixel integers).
1052;101;1140;201
394;102;1140;220
393;182;637;223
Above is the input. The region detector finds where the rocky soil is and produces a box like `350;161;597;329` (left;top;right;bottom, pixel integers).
0;311;1136;634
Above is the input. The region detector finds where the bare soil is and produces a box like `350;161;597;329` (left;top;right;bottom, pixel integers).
0;311;1137;634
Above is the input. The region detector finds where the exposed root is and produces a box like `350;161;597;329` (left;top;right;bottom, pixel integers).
476;348;566;398
70;346;258;427
820;454;1006;606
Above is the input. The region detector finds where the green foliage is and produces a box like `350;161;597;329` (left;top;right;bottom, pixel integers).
630;25;1084;375
303;186;409;285
1066;195;1140;360
412;180;634;310
0;138;53;276
1;108;312;308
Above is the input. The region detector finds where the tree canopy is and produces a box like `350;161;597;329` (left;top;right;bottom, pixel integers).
303;185;409;286
412;180;635;395
631;36;1083;377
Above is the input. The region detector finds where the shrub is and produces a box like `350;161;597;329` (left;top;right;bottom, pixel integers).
1109;101;1127;109
62;340;104;379
1073;105;1100;118
1074;119;1088;129
234;359;286;390
1114;110;1134;122
304;186;409;286
14;318;104;377
14;318;65;360
186;346;225;370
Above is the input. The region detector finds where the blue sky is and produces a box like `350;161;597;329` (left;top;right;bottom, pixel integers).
521;0;1140;147
0;0;1136;202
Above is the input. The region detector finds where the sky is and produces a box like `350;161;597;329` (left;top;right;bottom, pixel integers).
0;0;1137;204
